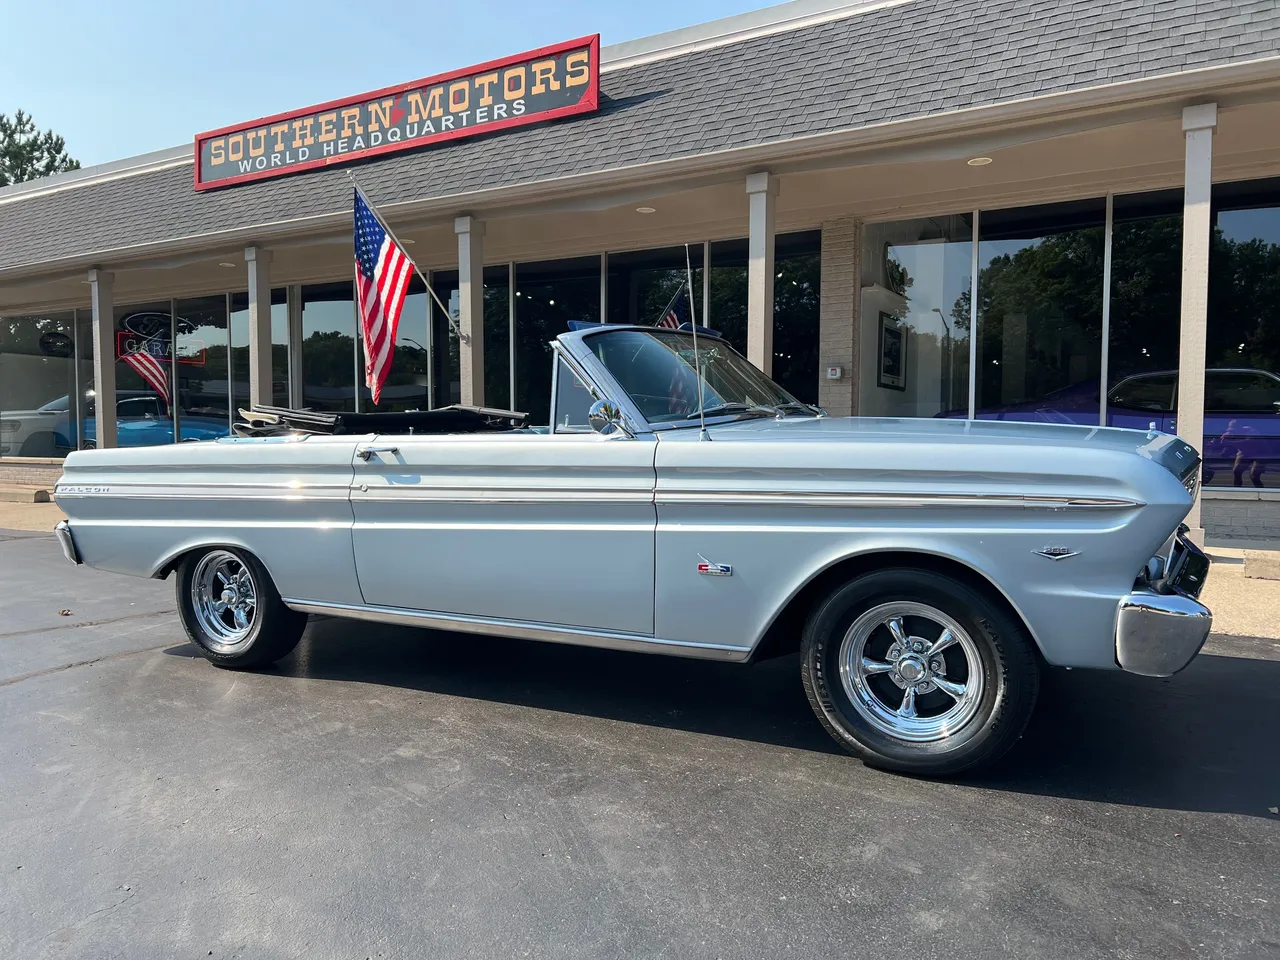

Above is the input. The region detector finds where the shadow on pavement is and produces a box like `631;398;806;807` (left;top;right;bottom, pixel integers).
167;618;1280;819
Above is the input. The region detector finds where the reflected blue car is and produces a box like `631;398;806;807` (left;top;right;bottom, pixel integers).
938;368;1280;488
53;394;231;450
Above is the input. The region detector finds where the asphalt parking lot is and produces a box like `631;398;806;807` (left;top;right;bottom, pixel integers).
1;529;1277;959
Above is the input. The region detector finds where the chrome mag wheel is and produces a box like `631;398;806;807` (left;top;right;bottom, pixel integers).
838;601;985;743
191;550;258;653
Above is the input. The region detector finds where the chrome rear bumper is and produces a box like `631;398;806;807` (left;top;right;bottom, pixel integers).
54;520;81;565
1115;529;1212;677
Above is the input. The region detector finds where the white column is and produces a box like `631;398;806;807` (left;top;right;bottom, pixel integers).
87;269;116;449
245;245;273;408
456;216;485;407
1178;102;1217;540
746;172;777;375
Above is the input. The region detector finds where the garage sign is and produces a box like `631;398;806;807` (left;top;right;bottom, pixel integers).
194;35;600;191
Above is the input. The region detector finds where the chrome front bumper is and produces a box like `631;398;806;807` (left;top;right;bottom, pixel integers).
1115;529;1212;678
54;520;81;565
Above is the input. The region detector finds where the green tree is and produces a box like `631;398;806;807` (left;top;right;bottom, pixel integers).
0;110;80;186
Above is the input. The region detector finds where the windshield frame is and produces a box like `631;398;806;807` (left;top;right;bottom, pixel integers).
557;326;805;434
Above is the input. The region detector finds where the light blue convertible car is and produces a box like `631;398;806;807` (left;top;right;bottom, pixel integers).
52;325;1211;777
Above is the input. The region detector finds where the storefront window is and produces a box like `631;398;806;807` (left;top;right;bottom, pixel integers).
0;311;78;457
706;232;820;402
1107;190;1183;431
300;283;356;412
229;289;288;410
1204;178;1280;488
362;275;430;413
975;199;1106;424
772;232;821;405
860;215;973;418
607;246;703;327
485;267;511;410
113;301;174;448
175;296;233;440
427;272;463;409
515;256;600;423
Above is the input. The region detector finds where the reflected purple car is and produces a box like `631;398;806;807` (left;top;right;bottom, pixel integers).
938;368;1280;489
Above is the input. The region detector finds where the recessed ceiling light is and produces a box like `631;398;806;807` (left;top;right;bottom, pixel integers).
218;261;237;268
636;206;657;214
967;157;993;166
401;238;416;245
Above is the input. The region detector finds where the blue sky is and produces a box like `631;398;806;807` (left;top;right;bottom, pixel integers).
2;0;771;168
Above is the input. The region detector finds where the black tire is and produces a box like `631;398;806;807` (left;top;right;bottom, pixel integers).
176;547;307;669
800;567;1039;777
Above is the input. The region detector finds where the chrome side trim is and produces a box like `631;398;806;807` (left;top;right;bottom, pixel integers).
655;490;1144;510
350;487;654;504
53;481;350;501
282;599;752;662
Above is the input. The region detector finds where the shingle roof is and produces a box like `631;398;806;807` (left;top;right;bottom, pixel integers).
2;0;1277;273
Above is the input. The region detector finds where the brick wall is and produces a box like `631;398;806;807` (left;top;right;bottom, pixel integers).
0;459;64;487
1202;491;1280;541
818;218;860;417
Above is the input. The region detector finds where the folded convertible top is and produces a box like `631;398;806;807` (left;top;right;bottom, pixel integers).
232;404;528;438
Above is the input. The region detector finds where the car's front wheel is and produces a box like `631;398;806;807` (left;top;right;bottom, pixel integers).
800;568;1039;777
176;547;307;669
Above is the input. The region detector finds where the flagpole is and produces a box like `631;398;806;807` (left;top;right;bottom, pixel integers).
352;254;365;411
347;172;465;342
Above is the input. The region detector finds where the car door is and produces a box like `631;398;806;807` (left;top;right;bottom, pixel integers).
349;430;658;635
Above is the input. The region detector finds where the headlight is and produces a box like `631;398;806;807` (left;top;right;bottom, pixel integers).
0;420;19;434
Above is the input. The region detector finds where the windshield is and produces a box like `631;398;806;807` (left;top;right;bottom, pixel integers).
586;329;799;424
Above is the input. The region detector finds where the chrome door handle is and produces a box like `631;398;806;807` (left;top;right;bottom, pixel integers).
357;445;400;461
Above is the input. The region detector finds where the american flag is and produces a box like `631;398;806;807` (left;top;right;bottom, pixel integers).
656;282;689;329
354;188;414;406
122;345;170;406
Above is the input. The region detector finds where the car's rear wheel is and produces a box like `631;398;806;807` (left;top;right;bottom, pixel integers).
800;568;1039;777
176;547;307;669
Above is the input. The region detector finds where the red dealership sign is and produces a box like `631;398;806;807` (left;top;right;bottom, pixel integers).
194;35;600;191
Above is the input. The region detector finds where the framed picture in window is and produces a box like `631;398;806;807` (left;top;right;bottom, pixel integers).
878;312;907;391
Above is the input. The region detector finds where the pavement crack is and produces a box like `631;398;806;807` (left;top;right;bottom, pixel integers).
0;608;174;642
0;640;182;689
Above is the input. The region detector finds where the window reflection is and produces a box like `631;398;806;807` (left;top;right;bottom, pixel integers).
484;267;511;410
861;216;973;418
0;311;78;457
1204;178;1280;488
1108;190;1183;431
428;271;462;409
175;296;233;440
300;282;356;412
362;275;430;412
975;200;1106;424
112;301;174;447
515;256;600;424
707;232;820;403
229;289;289;410
607;246;703;327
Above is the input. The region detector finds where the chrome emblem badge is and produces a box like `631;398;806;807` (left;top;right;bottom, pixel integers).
696;554;732;577
1034;546;1080;561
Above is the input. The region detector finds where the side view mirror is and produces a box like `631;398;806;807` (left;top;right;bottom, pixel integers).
588;399;632;438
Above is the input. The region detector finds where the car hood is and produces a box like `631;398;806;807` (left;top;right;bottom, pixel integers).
659;414;1199;487
697;413;1147;449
